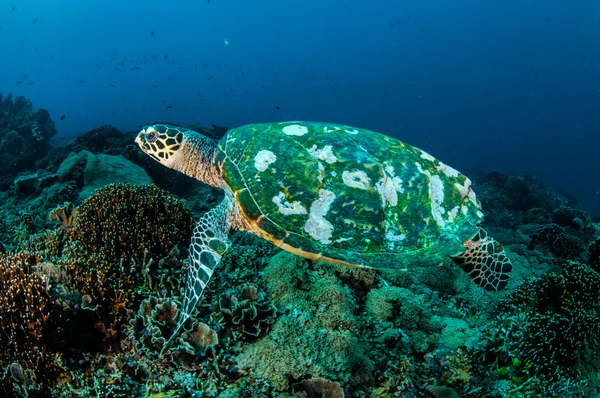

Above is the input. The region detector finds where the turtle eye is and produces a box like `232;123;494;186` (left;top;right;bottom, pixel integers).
146;131;158;143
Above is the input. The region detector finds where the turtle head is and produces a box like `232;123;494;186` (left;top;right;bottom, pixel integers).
135;123;222;186
135;124;185;168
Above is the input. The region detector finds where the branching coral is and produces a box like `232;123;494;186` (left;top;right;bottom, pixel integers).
482;261;600;395
59;183;192;324
67;183;192;264
527;223;586;261
0;252;59;394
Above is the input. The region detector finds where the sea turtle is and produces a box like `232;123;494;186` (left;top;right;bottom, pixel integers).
135;121;512;352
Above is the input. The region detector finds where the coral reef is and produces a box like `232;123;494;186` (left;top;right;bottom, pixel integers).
0;93;56;189
0;252;59;394
218;283;277;338
480;261;600;396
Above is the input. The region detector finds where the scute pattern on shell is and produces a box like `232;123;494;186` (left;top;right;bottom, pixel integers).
217;121;483;271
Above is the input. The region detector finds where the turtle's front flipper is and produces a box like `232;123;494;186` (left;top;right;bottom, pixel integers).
450;228;512;292
160;196;233;357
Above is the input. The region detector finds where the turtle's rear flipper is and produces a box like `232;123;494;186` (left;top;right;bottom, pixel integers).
451;228;512;291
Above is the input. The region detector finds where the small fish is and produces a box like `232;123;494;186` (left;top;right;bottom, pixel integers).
15;80;23;84
23;75;27;79
275;105;280;110
166;105;173;109
33;19;37;24
12;7;15;11
60;115;66;120
78;80;84;84
27;81;34;85
110;84;114;89
151;29;154;37
153;85;158;88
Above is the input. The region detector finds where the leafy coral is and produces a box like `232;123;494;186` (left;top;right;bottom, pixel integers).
218;283;277;338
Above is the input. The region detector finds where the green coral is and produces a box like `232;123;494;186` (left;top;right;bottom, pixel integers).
481;261;600;396
237;252;371;390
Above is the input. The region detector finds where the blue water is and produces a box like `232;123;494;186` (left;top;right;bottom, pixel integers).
1;0;599;214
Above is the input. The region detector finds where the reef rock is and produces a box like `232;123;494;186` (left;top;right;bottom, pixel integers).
58;150;153;199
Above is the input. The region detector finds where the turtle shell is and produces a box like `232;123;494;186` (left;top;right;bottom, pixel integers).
217;122;483;270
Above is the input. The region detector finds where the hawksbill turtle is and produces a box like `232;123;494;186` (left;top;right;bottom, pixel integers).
135;121;512;351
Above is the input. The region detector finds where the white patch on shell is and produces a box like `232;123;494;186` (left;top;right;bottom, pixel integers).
385;230;406;242
331;171;337;177
385;226;406;251
282;124;308;136
304;189;336;244
375;164;404;207
323;126;340;133
448;206;460;223
436;163;460;178
346;129;359;135
342;170;371;190
420;150;436;163
308;145;337;164
454;178;481;215
317;162;325;183
254;150;277;172
429;175;446;227
272;192;307;216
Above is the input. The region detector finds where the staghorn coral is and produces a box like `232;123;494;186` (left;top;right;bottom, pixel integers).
218;283;277;338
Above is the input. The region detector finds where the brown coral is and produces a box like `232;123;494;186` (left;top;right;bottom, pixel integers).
293;377;345;398
0;252;58;392
48;202;77;231
60;183;193;324
67;183;193;264
219;283;277;338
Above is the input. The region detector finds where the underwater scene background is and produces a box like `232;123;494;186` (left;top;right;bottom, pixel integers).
0;1;600;397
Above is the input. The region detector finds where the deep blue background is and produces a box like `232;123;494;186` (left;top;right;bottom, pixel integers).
1;1;599;215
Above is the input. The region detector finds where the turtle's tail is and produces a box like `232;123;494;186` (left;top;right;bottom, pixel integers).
450;228;512;291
